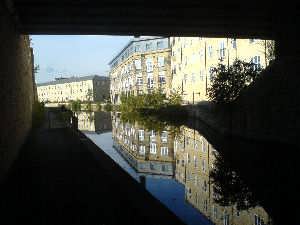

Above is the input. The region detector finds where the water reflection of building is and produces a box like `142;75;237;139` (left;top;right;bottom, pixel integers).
174;126;271;225
77;112;112;133
112;114;174;176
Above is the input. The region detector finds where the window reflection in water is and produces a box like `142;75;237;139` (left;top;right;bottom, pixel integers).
79;112;272;225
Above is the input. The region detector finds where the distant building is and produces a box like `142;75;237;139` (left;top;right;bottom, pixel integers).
37;75;110;103
109;36;171;104
170;37;274;104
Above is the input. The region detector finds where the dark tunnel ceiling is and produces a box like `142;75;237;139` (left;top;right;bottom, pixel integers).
8;0;300;38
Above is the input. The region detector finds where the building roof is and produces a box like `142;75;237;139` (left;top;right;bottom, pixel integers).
37;75;108;87
108;36;167;66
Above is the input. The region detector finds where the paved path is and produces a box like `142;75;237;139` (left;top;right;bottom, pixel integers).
0;108;184;225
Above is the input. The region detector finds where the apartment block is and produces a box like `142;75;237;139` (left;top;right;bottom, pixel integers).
109;36;171;104
37;75;110;103
170;37;274;104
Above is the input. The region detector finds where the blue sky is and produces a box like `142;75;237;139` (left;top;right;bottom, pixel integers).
31;35;132;83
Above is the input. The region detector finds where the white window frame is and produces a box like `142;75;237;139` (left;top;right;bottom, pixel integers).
138;130;144;141
139;145;145;155
134;59;142;70
150;143;157;154
161;146;168;156
157;56;165;67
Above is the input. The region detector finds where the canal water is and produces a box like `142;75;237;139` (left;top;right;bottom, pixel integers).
76;111;272;225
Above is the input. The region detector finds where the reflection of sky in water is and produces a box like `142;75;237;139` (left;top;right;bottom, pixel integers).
85;132;212;225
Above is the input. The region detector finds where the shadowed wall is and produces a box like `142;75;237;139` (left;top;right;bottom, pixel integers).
0;3;35;181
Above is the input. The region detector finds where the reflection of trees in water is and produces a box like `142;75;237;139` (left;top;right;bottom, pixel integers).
119;112;181;137
210;152;259;211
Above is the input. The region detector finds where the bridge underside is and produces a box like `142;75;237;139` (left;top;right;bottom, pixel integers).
6;1;299;39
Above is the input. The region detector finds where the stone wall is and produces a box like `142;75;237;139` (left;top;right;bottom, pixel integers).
0;4;35;181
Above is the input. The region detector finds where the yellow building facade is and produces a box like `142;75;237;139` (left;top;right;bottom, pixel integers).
37;75;109;103
111;113;175;176
109;36;171;104
174;126;271;225
170;37;274;104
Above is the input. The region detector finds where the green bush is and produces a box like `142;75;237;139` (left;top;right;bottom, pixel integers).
69;100;81;112
208;60;262;104
104;102;112;111
167;89;182;106
85;101;92;111
96;102;102;111
119;90;168;112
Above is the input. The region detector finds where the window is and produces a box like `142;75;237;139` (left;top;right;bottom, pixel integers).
219;41;226;59
161;131;168;143
157;56;165;67
139;145;145;154
223;214;229;225
208;46;213;58
161;147;168;156
147;73;154;88
150;130;156;142
201;139;206;152
187;153;190;163
137;77;143;85
254;215;264;225
232;38;237;49
138;130;144;141
146;58;153;72
157;41;163;49
184;74;188;84
194;155;197;167
135;45;140;52
199;49;204;59
134;59;141;70
202;159;206;172
146;43;152;51
199;70;205;81
212;205;218;219
203;180;207;192
150;163;155;170
172;65;177;75
204;199;208;211
252;56;261;70
209;67;214;81
150;143;157;154
159;71;166;84
191;73;196;83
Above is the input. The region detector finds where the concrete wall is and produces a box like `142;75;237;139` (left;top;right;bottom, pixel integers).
0;4;35;181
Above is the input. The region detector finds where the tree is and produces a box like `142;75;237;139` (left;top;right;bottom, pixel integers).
168;88;182;106
207;60;261;104
210;152;258;210
86;88;93;102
